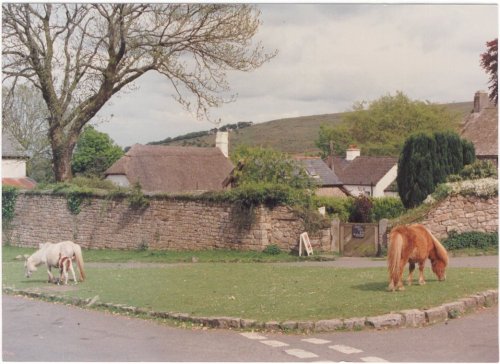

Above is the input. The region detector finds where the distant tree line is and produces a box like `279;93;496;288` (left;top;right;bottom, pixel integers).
315;92;460;157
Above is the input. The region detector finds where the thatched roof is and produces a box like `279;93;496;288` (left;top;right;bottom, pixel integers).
105;144;234;194
461;105;498;159
327;155;397;186
2;129;29;159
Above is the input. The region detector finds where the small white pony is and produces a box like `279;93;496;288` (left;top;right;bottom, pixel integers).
24;241;86;283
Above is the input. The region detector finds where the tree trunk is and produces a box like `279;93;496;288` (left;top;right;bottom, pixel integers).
52;143;74;182
49;124;79;182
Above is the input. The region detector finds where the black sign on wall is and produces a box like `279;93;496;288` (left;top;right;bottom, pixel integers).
352;224;365;238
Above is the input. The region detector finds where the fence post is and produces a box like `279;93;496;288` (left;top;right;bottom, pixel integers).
378;218;389;256
331;218;340;253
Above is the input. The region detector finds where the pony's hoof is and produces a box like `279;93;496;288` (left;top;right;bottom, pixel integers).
419;281;426;285
397;286;405;291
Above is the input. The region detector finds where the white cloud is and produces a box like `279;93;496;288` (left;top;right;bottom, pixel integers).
96;3;498;147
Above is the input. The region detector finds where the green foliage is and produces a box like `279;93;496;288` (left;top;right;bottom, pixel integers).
316;91;460;157
313;196;353;221
262;244;282;255
458;160;498;180
443;231;498;250
3;246;497;322
223;182;311;208
230;145;315;190
431;183;453;201
349;195;374;223
371;197;406;221
2;186;19;222
315;124;353;157
127;183;150;209
71;176;121;190
313;196;406;223
67;191;84;215
48;184;95;215
397;133;437;208
397;131;476;208
71;125;124;178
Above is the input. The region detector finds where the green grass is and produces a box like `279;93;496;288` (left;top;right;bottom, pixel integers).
2;246;334;264
3;246;497;322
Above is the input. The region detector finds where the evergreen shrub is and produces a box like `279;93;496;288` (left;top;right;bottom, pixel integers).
2;185;18;222
443;231;498;250
397;132;476;208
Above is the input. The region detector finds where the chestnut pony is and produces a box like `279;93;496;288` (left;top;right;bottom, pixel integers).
387;224;448;292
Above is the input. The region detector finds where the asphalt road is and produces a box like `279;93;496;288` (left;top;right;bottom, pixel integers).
3;295;498;362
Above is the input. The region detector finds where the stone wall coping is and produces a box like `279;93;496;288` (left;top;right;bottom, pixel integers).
3;287;496;333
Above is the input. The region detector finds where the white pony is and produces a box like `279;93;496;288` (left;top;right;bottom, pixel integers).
24;241;86;283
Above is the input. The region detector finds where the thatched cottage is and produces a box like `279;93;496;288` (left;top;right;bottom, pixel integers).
460;90;498;166
105;132;234;194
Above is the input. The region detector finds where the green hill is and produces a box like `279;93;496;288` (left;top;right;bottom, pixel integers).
149;101;473;155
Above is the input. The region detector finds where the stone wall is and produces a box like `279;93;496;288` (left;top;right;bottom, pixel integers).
3;193;332;252
419;194;498;239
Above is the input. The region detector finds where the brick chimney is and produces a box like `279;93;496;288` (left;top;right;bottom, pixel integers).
473;90;491;113
215;131;229;158
346;145;360;161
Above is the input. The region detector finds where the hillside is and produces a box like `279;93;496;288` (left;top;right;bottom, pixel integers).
149;101;473;155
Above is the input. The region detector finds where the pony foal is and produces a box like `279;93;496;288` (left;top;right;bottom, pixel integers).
24;241;86;283
57;253;77;285
387;224;448;292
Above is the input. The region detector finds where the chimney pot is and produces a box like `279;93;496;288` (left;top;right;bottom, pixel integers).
474;90;491;113
346;145;360;161
215;131;229;158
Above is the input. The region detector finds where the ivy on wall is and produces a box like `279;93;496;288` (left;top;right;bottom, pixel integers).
2;186;18;222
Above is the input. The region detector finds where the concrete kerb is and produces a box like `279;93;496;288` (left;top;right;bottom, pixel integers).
3;287;497;333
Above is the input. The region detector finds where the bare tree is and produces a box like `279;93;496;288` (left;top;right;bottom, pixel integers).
2;4;275;181
2;85;54;182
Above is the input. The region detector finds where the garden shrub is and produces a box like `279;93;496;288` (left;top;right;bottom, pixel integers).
349;195;374;223
71;176;119;190
314;196;406;222
263;244;282;255
397;132;476;208
127;183;150;209
459;160;498;180
371;197;406;221
443;230;498;250
2;185;18;222
46;183;94;215
312;196;353;221
224;182;311;208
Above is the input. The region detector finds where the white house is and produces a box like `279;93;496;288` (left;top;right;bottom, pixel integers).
325;146;398;198
2;129;37;189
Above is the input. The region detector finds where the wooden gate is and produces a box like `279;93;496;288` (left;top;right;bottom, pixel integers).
339;223;379;257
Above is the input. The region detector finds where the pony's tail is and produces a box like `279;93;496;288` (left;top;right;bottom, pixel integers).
388;228;404;284
424;226;449;267
74;245;86;281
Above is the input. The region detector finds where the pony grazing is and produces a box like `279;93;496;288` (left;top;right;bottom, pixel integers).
387;224;448;292
24;241;86;283
57;253;77;285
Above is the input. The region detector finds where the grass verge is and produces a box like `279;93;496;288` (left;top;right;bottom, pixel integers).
3;247;497;322
3;246;335;264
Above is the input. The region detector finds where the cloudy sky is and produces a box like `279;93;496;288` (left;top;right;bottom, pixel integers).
95;3;498;148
